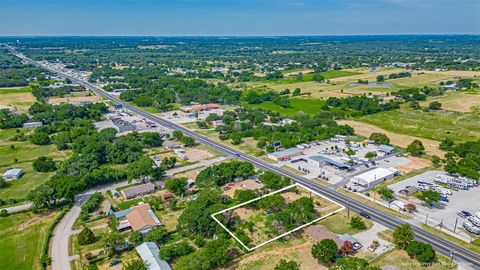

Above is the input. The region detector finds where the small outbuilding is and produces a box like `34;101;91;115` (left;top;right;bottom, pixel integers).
2;168;23;180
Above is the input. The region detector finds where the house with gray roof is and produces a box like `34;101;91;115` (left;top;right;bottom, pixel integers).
121;183;156;199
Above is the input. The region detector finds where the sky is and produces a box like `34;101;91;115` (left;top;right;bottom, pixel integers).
0;0;479;36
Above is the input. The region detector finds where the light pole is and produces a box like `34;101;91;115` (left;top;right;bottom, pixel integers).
453;217;459;233
347;201;351;218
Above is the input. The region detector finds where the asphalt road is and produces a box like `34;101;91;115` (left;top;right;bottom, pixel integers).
4;44;479;268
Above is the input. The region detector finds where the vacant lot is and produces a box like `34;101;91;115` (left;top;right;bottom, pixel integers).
0;211;59;270
355;107;480;143
0;129;70;201
243;98;328;117
420;90;480;112
0;86;36;113
371;248;455;270
47;91;102;105
338;119;445;157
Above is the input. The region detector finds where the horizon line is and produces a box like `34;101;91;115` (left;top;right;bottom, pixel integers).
1;34;479;38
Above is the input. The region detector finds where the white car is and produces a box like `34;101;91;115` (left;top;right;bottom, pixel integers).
467;216;480;227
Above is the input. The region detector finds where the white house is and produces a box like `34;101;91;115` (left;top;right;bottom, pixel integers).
2;168;23;180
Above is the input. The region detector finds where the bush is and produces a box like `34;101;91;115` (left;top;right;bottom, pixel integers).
33;156;57;172
311;239;338;264
78;227;96;245
30;132;51;145
0;209;8;217
349;216;367;230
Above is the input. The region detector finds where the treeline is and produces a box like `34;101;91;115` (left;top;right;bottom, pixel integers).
31;84;86;102
390;86;445;101
0;48;48;87
207;107;353;152
443;140;480;180
325;96;400;116
119;77;241;111
377;72;411;81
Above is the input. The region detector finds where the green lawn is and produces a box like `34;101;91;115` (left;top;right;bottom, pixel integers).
243;98;327;117
262;70;361;84
0;129;70;201
356;107;480;143
0;211;59;270
117;198;144;210
317;210;373;235
0;86;32;94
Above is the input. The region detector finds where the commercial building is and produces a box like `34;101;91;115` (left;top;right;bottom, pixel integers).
126;204;162;234
352;167;399;189
2;168;23;180
378;144;396;154
135;242;172;270
307;155;354;170
267;147;304;161
121;183;156;199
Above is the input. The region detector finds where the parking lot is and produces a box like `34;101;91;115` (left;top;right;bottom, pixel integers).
389;170;480;233
95;111;168;135
157;108;225;124
277;139;410;187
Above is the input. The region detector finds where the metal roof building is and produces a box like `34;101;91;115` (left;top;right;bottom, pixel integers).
352;167;399;189
2;168;23;180
121;183;156;199
267;147;304;161
135;242;172;270
308;155;353;170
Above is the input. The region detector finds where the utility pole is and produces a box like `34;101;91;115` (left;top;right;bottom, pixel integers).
425;213;428;224
347;201;350;218
453;217;458;233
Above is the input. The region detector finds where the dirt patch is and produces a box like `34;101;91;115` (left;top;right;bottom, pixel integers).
281;191;302;203
48;95;101;105
223;180;265;198
235;237;326;270
395;156;432;174
17;212;56;231
234;208;256;220
0;92;36;113
338;120;445;157
184;148;212;162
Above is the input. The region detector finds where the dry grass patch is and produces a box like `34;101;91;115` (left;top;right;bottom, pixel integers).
338;120;445;157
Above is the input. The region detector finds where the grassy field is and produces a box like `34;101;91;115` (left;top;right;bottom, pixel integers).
317;210;373;235
419;90;480;113
356;107;480;143
0;86;35;113
0;129;70;201
0;211;59;270
243;98;327;117
338;120;445;157
371;248;456;270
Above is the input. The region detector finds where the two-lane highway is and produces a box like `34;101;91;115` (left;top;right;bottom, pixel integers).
4;44;479;268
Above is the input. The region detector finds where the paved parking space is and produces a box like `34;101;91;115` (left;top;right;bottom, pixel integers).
389;170;480;232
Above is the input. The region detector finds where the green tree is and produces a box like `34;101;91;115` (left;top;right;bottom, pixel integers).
234;189;258;203
122;259;147;270
416;190;441;206
0;209;8;217
292;88;301;96
30;132;51;145
165;178;188;196
259;172;290;189
78;227;96;245
144;226;168;243
393;224;414;250
431;155;442;167
258;194;286;212
181;136;196;146
311;239;338;264
429;101;442;110
172;131;183;141
364;151;377;159
274;259;300;270
33;156;57;172
350;216;367;230
377;186;395;201
407;140;425;156
409;101;421;110
406;240;436;263
369;133;390;144
376;75;385;82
